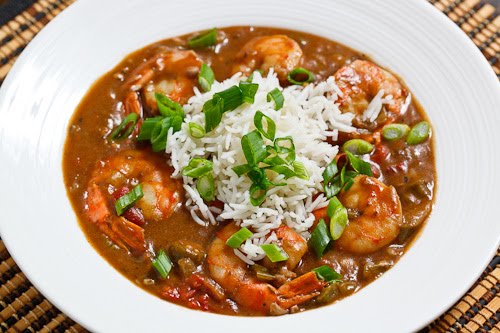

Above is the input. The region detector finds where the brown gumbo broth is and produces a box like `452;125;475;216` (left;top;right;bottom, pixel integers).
63;26;435;316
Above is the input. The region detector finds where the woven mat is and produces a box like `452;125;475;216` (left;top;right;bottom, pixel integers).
0;0;499;332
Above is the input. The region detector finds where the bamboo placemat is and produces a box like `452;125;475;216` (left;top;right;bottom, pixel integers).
0;0;499;332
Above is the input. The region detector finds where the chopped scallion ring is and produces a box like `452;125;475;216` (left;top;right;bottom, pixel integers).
345;151;373;176
326;196;343;218
155;93;184;119
241;130;268;166
309;219;332;257
232;164;252;177
137;116;162;141
250;183;267;206
188;122;205;138
115;184;144;216
239;81;259;104
214;86;243;113
267;88;284;110
198;63;215;92
343;139;374;155
261;244;289;262
203;97;224;132
274;136;295;162
254;111;276;141
226;227;254;248
182;158;214;178
322;160;339;185
152;249;173;279
109;113;138;141
287;68;315;85
150;117;172;152
188;28;218;49
382;123;410;141
407;121;431;145
312;265;342;283
329;200;348;240
197;173;215;202
293;161;309;180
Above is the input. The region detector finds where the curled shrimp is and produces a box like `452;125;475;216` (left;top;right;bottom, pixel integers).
336;175;403;254
334;60;408;129
233;35;303;82
123;50;202;118
85;150;181;253
207;223;326;315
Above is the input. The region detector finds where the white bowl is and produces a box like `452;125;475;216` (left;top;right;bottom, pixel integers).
1;0;499;332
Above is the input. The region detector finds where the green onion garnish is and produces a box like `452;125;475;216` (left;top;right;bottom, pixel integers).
239;81;259;104
188;122;205;138
309;219;332;257
197;173;215;201
254;111;276;141
313;265;342;283
232;164;252;177
342;139;374;155
152;249;172;278
188;28;218;49
267;88;284;110
261;244;289;262
345;151;373;176
327;197;348;240
293;161;309;180
203;97;224;132
382;123;410;141
137;116;163;141
407;121;431;145
287;68;315;85
250;183;268;206
274;136;296;162
214;86;243;113
150;117;172;152
115;184;144;216
198;63;215;92
155;93;184;120
323;160;338;185
226;227;253;248
267;165;296;179
241;130;268;166
109;113;138;141
324;175;343;198
182;158;214;178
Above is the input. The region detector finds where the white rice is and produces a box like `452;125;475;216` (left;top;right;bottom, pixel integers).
166;70;357;263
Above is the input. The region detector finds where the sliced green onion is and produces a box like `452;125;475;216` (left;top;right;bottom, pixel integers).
155;93;184;119
188;122;205;138
152;249;173;279
232;164;252;177
188;28;217;49
138;116;163;141
109;113;138;141
247;167;268;186
343;139;374;155
309;219;332;257
293;161;309;180
260;244;289;262
226;227;253;248
326;197;343;218
313;265;342;283
252;264;275;281
239;81;259;104
407;121;431;145
345;151;373;176
250;183;267;206
214;86;243;113
330;202;348;240
241;130;268;166
287;68;315;85
382;123;410;141
198;63;215;92
203;97;224;132
274;136;295;162
267;88;284;110
324;174;343;199
115;184;144;216
267;165;296;179
182;158;213;178
197;173;215;201
150;117;172;152
254;111;276;141
323;160;339;184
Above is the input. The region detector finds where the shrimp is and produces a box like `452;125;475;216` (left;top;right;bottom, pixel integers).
85;150;181;253
123;50;202;118
334;60;408;129
233;35;303;82
207;223;326;315
336;175;403;254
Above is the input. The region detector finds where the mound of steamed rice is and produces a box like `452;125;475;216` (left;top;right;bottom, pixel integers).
166;70;386;264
